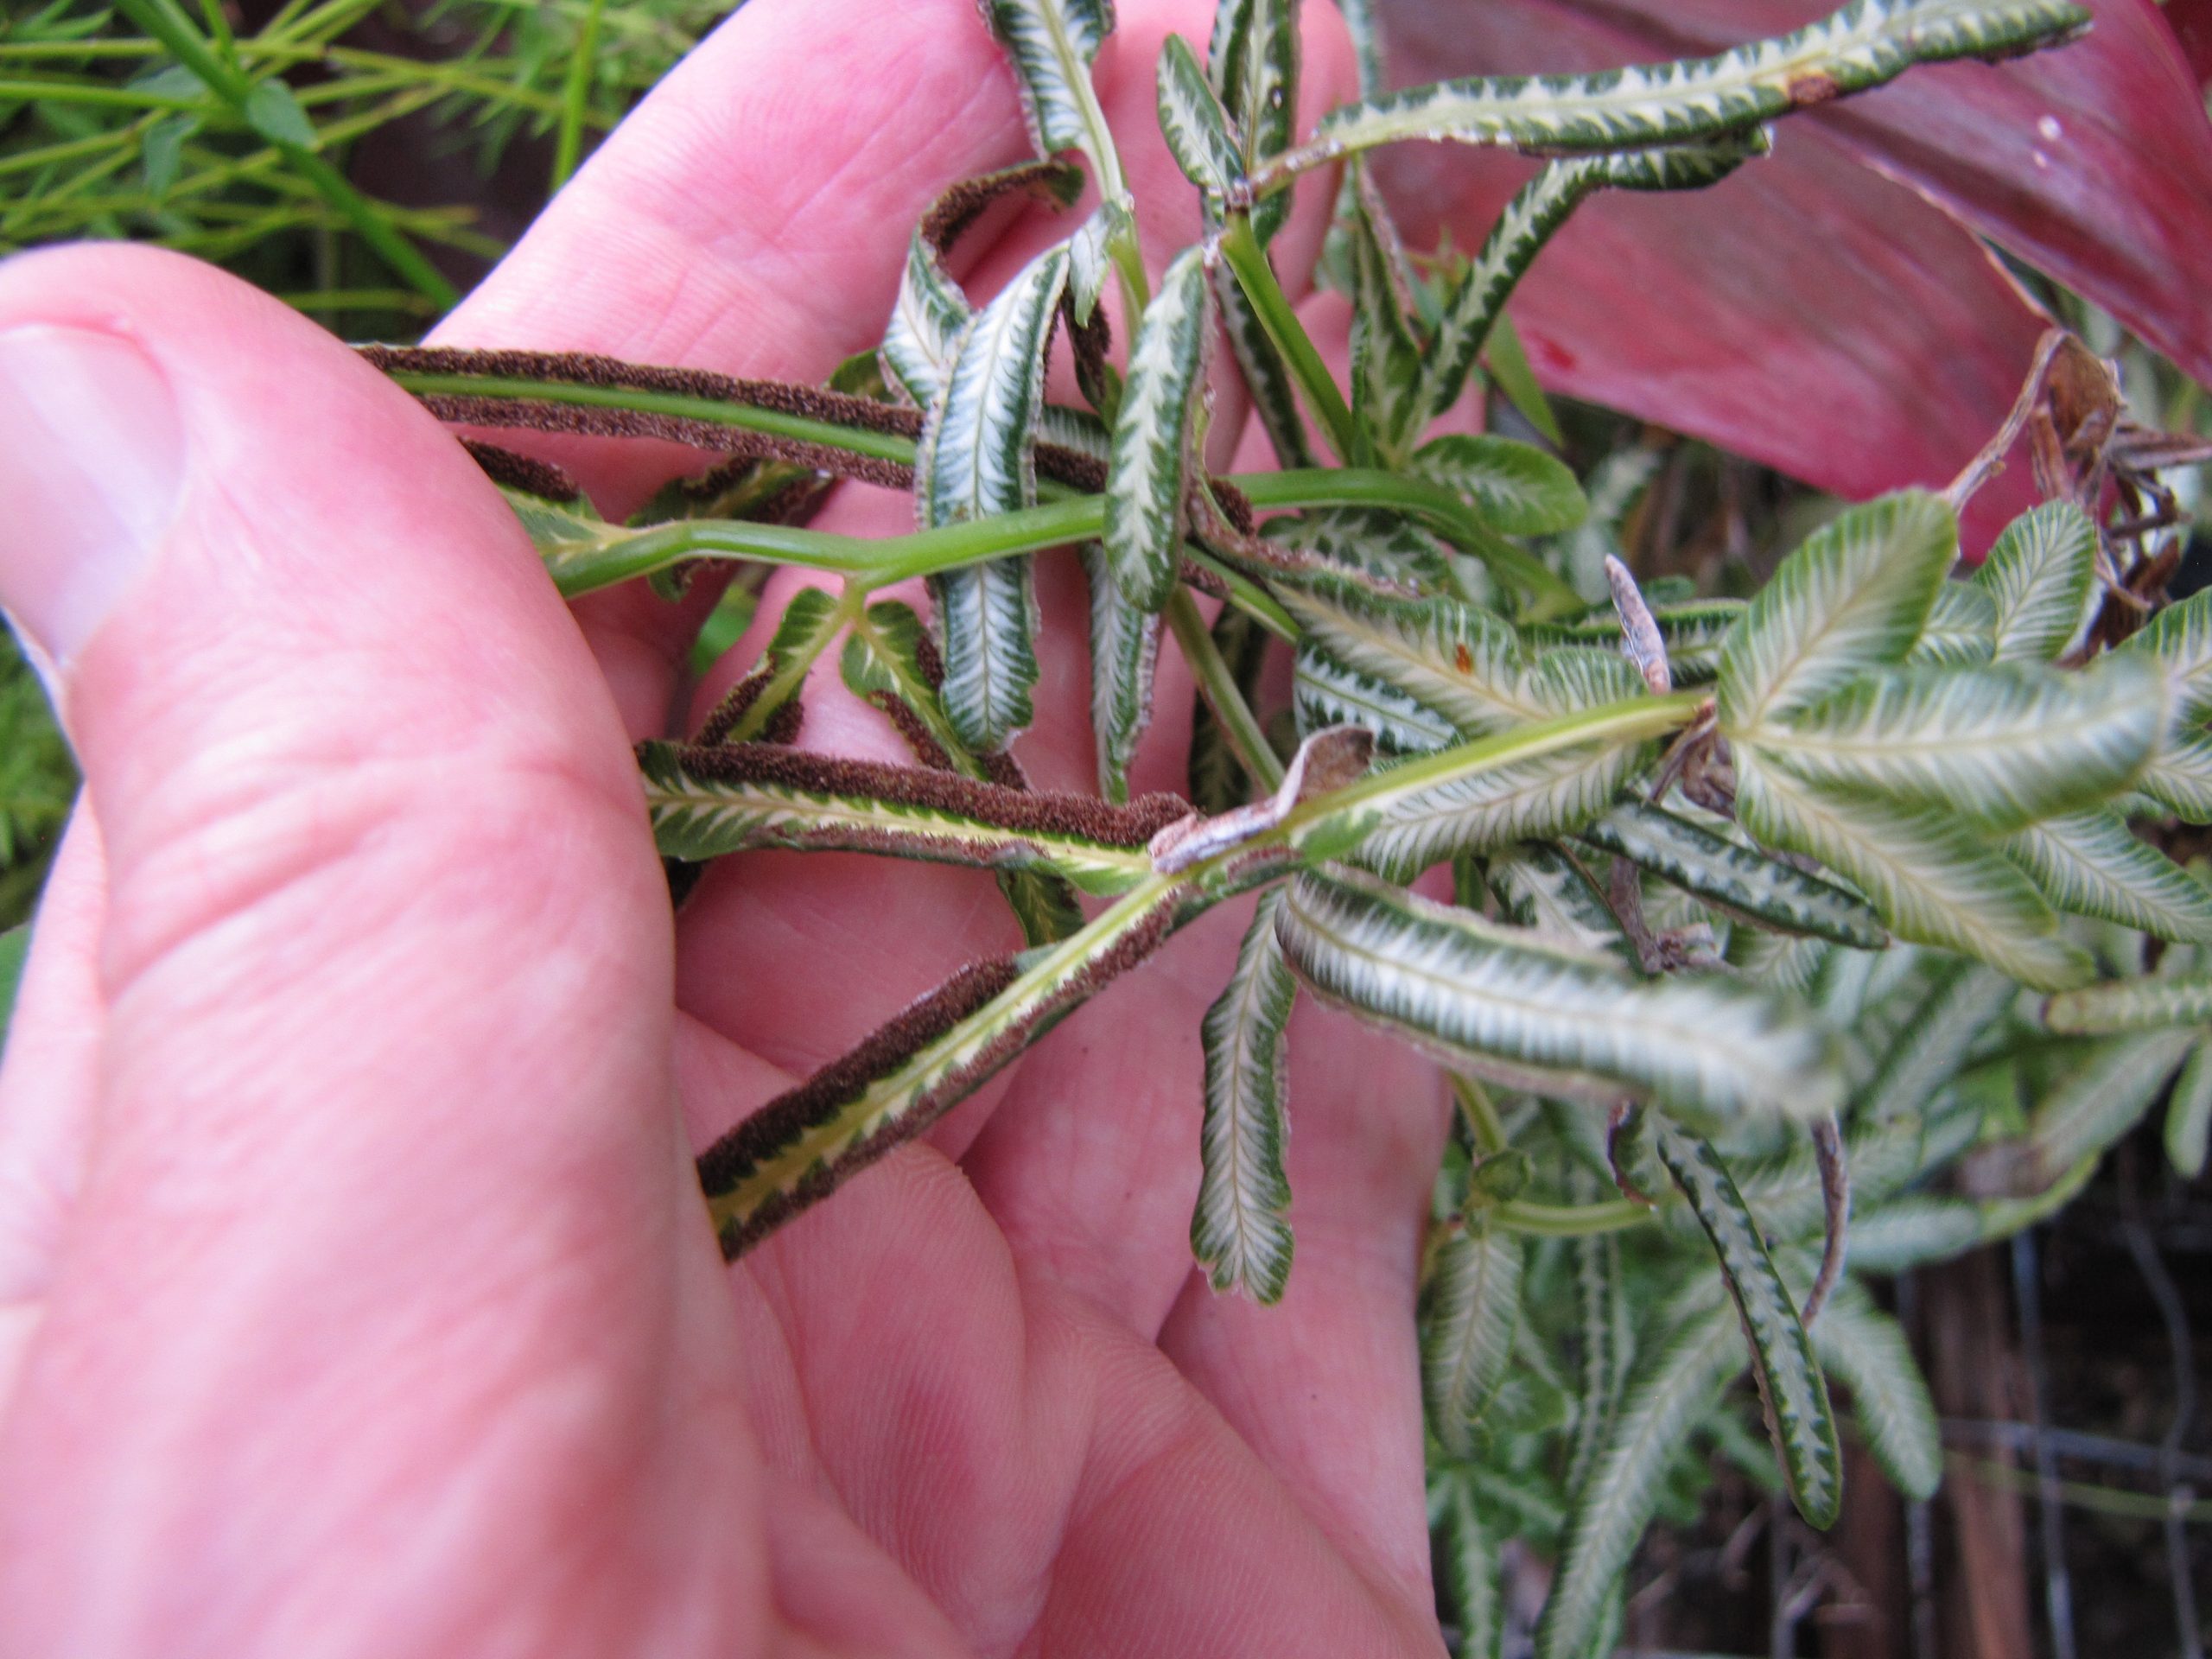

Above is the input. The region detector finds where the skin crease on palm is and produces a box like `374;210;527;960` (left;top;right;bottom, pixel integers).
0;0;1454;1652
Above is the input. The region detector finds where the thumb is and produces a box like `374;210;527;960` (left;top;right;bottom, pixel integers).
0;246;753;1653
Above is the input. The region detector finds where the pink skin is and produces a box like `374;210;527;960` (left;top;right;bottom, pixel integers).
0;1;1449;1653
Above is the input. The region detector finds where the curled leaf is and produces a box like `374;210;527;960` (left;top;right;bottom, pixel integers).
983;0;1122;181
1150;724;1376;873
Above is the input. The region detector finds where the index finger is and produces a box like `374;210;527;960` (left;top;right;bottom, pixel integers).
431;0;1036;732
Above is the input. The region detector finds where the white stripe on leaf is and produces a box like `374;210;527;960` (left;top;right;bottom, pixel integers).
1274;868;1844;1122
1192;891;1299;1302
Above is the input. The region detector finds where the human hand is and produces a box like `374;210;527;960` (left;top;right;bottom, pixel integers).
0;2;1449;1652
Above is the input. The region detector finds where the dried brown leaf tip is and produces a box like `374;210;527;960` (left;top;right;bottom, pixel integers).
1605;555;1673;695
1149;726;1375;874
362;344;924;439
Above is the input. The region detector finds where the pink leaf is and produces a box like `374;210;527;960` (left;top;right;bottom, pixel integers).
1368;0;2212;545
1557;0;2212;386
1371;0;2055;541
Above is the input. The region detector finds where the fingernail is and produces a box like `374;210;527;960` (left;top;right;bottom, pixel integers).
0;325;184;668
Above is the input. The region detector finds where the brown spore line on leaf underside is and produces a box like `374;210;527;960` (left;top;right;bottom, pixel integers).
412;394;921;492
697;953;1023;1199
460;440;584;501
868;692;957;772
703;894;1185;1258
654;742;1192;846
919;159;1084;258
362;345;926;438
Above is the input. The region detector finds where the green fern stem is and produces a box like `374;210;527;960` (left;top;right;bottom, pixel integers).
1217;213;1362;465
1235;467;1586;617
1166;588;1287;793
1489;1195;1653;1236
1452;1075;1510;1154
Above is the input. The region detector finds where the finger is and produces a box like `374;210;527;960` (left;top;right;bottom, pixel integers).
431;0;1036;737
0;806;102;1394
1155;994;1450;1612
441;0;1027;499
0;246;762;1650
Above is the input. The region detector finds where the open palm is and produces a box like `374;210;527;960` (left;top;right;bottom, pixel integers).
0;2;1449;1652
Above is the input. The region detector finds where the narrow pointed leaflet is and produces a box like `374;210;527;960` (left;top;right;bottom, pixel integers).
1104;245;1213;612
1192;890;1299;1301
918;244;1070;750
